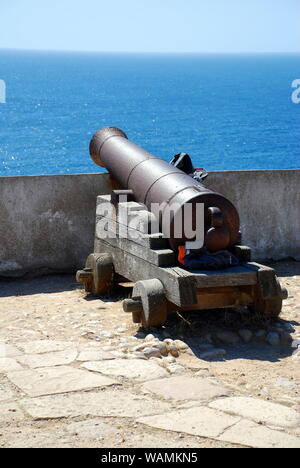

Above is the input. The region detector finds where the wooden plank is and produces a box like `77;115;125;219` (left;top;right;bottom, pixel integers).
183;287;253;310
243;262;278;297
96;195;147;222
94;238;197;306
96;195;159;236
95;216;169;250
191;266;258;288
96;226;176;267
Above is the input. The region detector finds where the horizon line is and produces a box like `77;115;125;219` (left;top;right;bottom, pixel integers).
0;47;300;55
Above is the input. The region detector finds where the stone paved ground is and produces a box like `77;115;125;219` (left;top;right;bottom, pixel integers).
0;260;299;448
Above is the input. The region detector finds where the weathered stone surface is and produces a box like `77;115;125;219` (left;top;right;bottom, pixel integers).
137;406;239;439
17;349;78;368
218;419;300;448
20;390;171;419
17;340;75;354
76;350;115;362
0;342;23;358
0;401;24;424
7;366;117;397
81;359;168;382
215;331;240;345
66;419;115;439
0;358;23;373
0;381;16;401
209;397;300;428
167;363;186;375
141;376;229;401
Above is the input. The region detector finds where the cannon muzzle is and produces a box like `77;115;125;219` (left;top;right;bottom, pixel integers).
90;127;240;253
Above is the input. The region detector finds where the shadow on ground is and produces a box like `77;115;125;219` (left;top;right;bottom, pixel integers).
0;274;78;298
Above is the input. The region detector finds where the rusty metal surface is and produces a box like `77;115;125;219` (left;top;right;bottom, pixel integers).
89;127;240;252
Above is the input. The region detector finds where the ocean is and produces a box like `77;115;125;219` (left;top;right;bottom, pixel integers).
0;50;299;176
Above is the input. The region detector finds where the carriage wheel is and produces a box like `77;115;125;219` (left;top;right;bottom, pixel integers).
123;279;168;328
76;253;114;295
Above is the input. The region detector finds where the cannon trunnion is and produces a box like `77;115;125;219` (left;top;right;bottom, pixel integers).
77;127;287;328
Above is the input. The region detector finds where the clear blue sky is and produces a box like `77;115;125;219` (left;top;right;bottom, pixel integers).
1;0;300;53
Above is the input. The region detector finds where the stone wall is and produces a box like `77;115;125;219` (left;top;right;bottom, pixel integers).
0;170;299;277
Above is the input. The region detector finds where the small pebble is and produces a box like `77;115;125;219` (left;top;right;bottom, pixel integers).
81;332;101;342
266;331;280;346
167;342;179;358
238;329;253;343
143;347;161;359
100;331;114;339
292;339;300;348
167;363;186;375
215;330;240;345
174;340;189;351
154;342;168;357
145;334;155;342
163;338;174;345
254;329;267;342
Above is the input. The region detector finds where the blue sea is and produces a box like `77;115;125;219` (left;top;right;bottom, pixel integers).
0;50;299;176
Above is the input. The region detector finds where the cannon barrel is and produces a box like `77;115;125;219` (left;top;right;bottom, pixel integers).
90;127;240;252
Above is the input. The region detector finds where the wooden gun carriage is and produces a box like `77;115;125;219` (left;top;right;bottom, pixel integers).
77;127;287;328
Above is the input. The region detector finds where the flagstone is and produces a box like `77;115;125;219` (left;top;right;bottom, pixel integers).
0;358;23;373
218;419;300;448
81;359;168;382
7;365;117;397
141;376;229;401
20;389;171;419
137;406;239;439
16;340;76;354
17;349;78;368
209;397;300;428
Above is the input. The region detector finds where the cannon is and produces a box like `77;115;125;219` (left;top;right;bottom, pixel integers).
77;127;287;328
89;127;240;253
